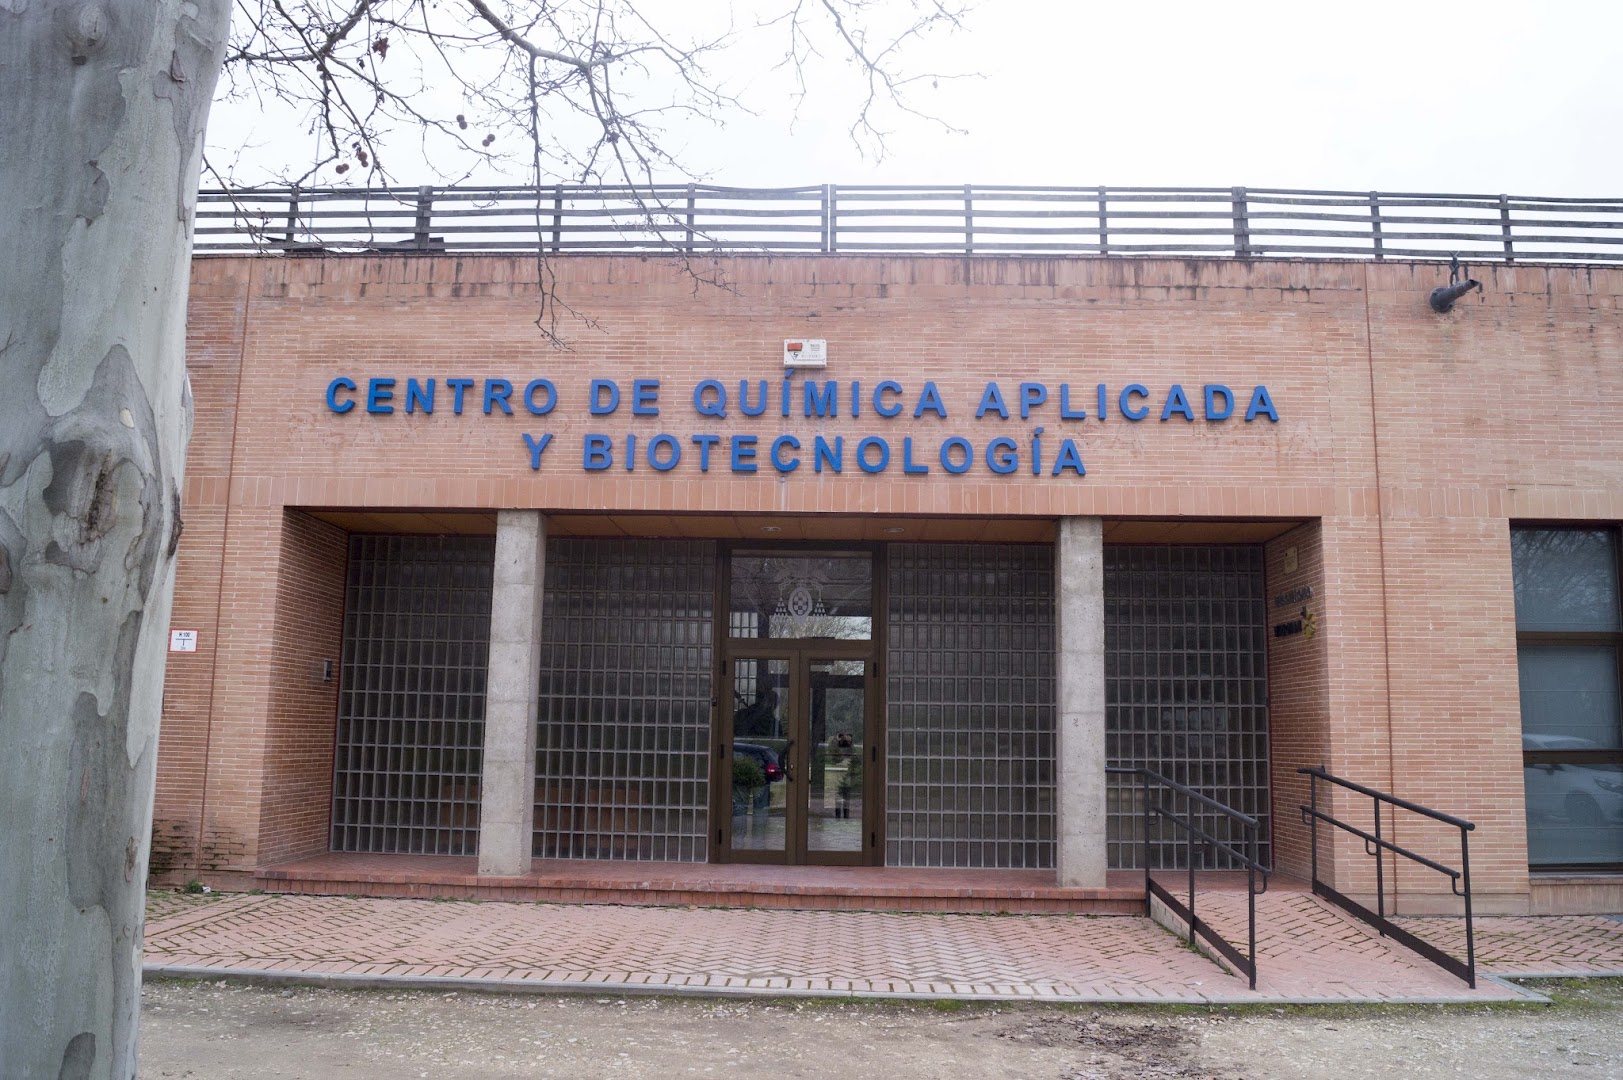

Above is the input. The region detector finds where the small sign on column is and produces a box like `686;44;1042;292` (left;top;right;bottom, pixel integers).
169;629;199;653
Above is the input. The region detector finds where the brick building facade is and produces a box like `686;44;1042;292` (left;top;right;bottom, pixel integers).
154;251;1623;915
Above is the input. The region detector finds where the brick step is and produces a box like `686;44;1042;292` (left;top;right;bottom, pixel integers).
254;854;1147;914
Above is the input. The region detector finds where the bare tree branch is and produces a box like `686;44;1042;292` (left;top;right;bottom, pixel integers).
210;0;973;340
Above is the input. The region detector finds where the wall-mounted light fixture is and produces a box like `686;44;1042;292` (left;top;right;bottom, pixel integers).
1429;255;1481;313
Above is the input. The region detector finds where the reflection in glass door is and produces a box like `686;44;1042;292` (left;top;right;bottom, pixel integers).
807;659;867;854
728;657;790;855
719;546;880;865
722;649;876;864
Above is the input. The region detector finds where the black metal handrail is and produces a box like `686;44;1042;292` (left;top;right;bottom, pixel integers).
1298;766;1477;987
1108;766;1270;989
192;183;1623;264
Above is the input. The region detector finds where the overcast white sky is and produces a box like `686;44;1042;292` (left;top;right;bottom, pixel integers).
207;0;1623;196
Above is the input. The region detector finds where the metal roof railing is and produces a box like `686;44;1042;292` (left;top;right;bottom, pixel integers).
192;184;1623;264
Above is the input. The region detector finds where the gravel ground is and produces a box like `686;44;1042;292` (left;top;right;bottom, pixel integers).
138;978;1623;1080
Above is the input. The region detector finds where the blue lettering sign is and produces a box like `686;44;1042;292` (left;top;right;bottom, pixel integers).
1059;384;1086;420
694;379;726;417
583;433;612;470
366;378;395;414
1246;385;1279;422
632;379;660;416
1019;382;1047;419
484;378;514;415
902;437;929;475
1051;438;1085;476
986;437;1018;474
814;436;843;474
857;436;890;473
977;382;1009;419
873;381;903;418
523;432;553;470
1119;384;1149;421
804;381;837;418
405;378;434;414
446;378;473;415
692;433;720;471
590;379;620;415
914;382;947;419
648;434;681;471
1161;384;1194;422
771;435;801;472
524;379;556;416
326;376;356;413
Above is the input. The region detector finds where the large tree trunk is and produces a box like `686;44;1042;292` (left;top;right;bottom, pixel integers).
0;3;228;1076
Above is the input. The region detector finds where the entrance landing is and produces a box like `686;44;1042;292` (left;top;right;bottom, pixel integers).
140;887;1605;1004
255;853;1145;914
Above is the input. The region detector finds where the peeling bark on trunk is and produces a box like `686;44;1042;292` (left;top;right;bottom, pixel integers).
0;3;228;1077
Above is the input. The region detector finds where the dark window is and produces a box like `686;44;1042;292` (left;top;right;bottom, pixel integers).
1515;527;1623;869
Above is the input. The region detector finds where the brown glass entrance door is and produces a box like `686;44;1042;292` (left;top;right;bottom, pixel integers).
721;648;878;865
725;655;793;858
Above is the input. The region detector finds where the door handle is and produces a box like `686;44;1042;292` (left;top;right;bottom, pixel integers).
784;740;796;782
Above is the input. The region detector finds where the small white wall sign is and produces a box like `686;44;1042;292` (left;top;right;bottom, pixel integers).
169;629;199;653
783;338;828;368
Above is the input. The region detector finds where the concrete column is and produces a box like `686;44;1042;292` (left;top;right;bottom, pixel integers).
477;511;545;876
1056;516;1108;887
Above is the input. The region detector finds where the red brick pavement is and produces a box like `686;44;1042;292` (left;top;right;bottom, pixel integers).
138;888;1619;1004
1395;912;1623;976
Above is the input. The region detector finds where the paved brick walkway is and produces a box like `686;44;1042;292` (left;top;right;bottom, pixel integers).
1396;912;1623;976
140;889;1623;1004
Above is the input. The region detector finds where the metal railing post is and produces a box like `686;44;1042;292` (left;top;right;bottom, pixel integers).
1140;769;1152;914
551;185;563;251
414;185;433;249
1247;822;1258;989
1461;827;1476;988
825;184;837;253
685;184;696;252
1369;192;1384;261
284;186;300;246
1231;186;1252;257
1186;790;1196;933
1097;186;1109;255
1373;793;1386;933
963;184;974;255
1308;770;1319;890
1499;194;1515;264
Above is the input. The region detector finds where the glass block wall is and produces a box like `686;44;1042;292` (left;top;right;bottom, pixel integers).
886;543;1056;868
1105;545;1271;870
534;539;715;861
331;534;494;855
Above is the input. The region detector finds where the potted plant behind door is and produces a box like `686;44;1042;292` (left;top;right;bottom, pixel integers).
732;756;766;821
837;752;862;819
